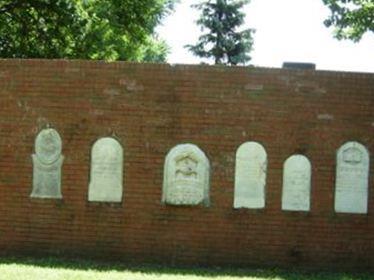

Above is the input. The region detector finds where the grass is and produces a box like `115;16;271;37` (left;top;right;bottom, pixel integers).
0;256;373;280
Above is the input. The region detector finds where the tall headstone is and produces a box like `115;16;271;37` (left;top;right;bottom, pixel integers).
234;142;267;209
31;128;64;199
162;144;210;206
335;141;369;214
88;137;123;202
282;155;311;211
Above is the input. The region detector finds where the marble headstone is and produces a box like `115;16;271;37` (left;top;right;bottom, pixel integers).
282;155;311;211
162;144;210;206
31;128;64;199
88;137;123;202
234;142;267;209
335;141;369;214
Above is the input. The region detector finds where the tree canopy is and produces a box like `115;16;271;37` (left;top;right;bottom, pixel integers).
0;0;176;61
323;0;374;42
186;0;254;66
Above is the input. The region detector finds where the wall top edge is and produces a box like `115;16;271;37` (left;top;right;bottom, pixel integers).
0;58;373;77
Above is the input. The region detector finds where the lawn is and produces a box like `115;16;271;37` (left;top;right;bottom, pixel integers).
0;256;372;280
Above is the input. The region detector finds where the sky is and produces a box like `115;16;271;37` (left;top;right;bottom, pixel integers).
157;0;374;73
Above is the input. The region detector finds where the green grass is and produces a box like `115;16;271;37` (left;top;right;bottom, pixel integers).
0;256;372;280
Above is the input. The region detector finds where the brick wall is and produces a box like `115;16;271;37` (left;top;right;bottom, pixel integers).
0;59;373;269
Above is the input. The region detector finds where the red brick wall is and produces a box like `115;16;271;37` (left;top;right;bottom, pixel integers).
0;59;373;269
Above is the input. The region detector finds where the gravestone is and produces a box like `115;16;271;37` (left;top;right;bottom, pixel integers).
31;128;64;199
88;137;123;202
162;144;210;206
335;141;369;214
282;155;311;211
234;142;267;208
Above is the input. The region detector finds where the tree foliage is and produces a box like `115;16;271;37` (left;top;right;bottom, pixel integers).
186;0;254;65
323;0;374;42
0;0;175;61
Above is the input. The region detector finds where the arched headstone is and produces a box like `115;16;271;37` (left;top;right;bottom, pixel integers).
31;128;64;199
88;137;123;202
162;144;210;206
335;141;370;214
282;155;311;211
234;142;267;209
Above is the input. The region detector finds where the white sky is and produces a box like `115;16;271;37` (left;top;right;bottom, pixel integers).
157;0;374;73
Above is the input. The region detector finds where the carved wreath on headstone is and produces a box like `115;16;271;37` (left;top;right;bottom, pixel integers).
162;144;210;206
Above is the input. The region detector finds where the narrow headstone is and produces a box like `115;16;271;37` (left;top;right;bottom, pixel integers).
335;141;369;214
234;142;267;209
31;128;64;199
282;155;311;211
88;137;123;202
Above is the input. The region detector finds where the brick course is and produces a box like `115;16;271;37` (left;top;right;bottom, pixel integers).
0;59;373;269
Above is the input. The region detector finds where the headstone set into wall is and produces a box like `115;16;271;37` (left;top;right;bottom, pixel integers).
31;129;370;213
282;155;311;211
233;142;312;211
31;128;64;199
163;144;210;206
89;137;123;203
31;129;124;203
335;142;370;214
234;142;267;209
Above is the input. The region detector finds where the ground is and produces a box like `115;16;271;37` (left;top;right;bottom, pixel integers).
0;256;372;280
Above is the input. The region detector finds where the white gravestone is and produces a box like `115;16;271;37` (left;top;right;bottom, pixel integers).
282;155;311;211
31;128;64;199
234;142;267;209
88;137;123;202
335;141;370;214
162;144;210;206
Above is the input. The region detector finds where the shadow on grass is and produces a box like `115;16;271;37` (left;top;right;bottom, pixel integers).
0;255;372;280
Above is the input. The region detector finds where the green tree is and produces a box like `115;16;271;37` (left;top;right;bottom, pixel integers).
323;0;374;42
186;0;254;66
0;0;175;61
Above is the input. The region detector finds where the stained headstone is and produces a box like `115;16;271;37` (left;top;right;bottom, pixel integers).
335;141;369;214
88;137;123;202
282;155;311;211
162;144;210;206
234;142;267;208
31;128;64;199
